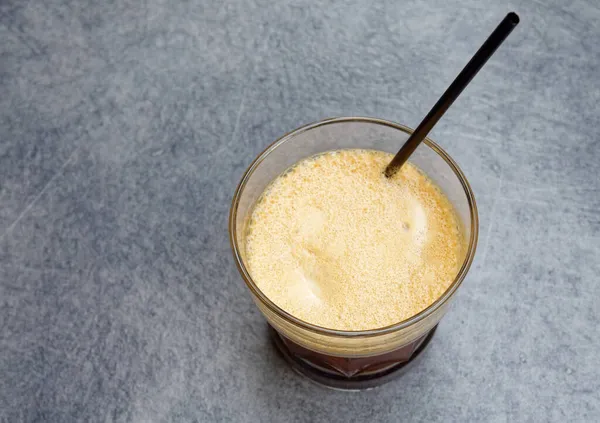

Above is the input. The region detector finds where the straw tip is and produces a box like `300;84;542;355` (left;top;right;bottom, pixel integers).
384;165;397;179
507;12;520;25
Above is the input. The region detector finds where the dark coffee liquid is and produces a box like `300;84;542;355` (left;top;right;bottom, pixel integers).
270;324;437;390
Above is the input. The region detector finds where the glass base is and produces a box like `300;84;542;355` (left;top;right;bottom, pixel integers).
270;324;438;391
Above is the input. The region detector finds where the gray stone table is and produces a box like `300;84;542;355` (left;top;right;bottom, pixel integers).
1;0;599;421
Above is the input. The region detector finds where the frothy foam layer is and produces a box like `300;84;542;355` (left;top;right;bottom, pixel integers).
245;149;466;330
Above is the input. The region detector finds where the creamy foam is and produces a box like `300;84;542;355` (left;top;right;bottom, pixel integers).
245;149;466;330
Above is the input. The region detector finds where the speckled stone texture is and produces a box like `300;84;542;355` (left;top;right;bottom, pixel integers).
0;0;598;421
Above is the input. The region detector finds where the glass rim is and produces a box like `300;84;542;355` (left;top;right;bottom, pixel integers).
229;116;479;338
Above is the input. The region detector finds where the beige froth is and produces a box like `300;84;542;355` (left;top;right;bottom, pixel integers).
245;149;465;331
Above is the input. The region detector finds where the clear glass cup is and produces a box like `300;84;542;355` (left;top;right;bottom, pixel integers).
229;117;478;389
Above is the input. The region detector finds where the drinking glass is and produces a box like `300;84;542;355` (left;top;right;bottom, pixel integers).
229;117;478;390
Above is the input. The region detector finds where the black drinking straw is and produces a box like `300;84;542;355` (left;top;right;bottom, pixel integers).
384;12;520;178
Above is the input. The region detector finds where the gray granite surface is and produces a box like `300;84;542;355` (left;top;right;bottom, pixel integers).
1;0;599;421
